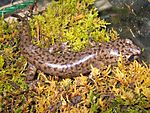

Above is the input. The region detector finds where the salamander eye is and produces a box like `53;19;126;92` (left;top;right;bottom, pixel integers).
125;39;133;44
128;54;135;61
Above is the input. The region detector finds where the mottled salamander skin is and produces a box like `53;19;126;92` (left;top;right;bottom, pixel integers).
15;14;141;78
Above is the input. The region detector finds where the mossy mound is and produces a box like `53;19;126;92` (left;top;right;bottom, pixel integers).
0;0;149;112
29;0;118;51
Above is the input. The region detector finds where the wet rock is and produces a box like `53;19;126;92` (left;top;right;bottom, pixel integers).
95;0;150;63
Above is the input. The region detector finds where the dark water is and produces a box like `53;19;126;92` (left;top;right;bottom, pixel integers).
95;0;150;63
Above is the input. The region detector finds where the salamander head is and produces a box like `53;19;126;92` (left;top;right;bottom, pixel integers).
109;38;142;62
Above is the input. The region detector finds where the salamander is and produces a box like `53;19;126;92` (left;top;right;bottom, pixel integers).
13;14;142;78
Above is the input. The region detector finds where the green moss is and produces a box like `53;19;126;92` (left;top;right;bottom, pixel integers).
30;0;118;51
0;0;149;112
107;95;149;113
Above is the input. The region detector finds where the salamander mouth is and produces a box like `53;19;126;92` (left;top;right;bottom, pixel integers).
128;47;142;61
128;54;140;61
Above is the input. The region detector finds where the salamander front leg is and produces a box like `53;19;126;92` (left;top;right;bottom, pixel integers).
25;63;37;84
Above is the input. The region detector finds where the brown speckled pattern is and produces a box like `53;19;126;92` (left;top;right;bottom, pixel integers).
18;16;142;78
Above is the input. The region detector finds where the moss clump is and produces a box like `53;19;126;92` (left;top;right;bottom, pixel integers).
0;17;29;112
29;0;119;51
0;0;150;113
0;17;27;92
28;59;150;113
